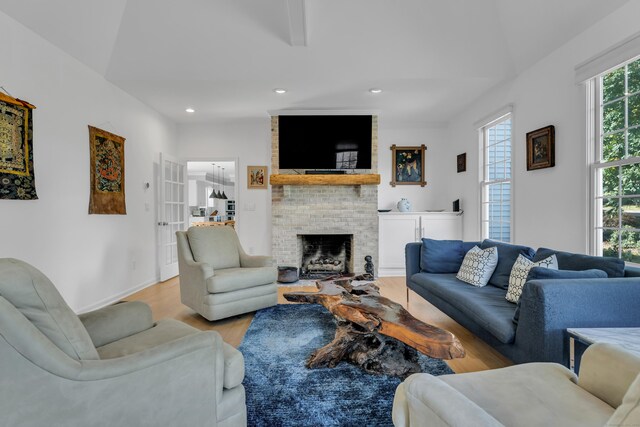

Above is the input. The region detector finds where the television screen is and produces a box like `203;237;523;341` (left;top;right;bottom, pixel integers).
278;115;372;169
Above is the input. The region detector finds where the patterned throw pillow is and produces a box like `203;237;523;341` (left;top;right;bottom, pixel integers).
506;254;558;303
456;246;499;287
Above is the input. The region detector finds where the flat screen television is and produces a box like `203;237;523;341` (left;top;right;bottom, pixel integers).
278;115;372;170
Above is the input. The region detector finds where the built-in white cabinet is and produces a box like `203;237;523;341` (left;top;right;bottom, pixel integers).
378;212;463;276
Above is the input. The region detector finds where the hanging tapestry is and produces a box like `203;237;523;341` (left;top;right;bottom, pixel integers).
0;93;37;200
88;125;126;214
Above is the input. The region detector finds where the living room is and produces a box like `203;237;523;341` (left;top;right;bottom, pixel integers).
2;1;640;426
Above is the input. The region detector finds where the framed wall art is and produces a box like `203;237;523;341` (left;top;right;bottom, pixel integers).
457;153;466;173
248;165;268;189
526;125;555;171
88;125;126;214
390;144;426;187
0;92;37;200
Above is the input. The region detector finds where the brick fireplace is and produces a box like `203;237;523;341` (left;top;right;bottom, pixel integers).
270;115;379;276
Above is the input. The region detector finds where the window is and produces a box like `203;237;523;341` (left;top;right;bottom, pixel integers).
591;57;640;264
481;115;512;242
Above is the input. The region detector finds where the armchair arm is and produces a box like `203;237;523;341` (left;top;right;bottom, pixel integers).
393;374;504;427
516;278;640;365
579;343;640;408
240;253;273;268
79;301;154;347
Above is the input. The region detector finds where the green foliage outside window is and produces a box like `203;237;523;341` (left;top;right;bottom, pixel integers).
601;58;640;263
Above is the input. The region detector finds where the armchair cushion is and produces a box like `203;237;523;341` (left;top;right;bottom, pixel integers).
96;319;199;359
79;301;154;348
441;363;613;427
607;373;640;427
187;227;241;270
207;267;277;293
0;258;99;361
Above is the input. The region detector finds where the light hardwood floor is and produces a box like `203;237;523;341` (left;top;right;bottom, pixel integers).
124;276;512;374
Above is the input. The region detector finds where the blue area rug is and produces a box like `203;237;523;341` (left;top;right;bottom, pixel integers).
238;304;454;427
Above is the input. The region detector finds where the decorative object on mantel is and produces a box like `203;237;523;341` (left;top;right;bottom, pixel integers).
397;198;411;212
457;153;466;173
526;125;555;171
88;125;126;214
390;144;426;187
0;90;37;200
364;255;374;276
248;165;267;189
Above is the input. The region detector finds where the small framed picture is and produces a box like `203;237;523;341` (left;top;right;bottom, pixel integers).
247;165;268;189
526;125;555;171
390;145;426;187
457;153;466;173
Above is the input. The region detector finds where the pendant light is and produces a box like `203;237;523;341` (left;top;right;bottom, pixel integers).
209;163;220;199
221;167;228;200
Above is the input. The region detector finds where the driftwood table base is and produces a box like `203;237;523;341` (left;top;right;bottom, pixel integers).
284;276;465;378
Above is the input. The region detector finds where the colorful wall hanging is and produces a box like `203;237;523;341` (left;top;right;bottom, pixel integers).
88;125;126;214
0;93;37;200
389;144;427;187
247;165;268;189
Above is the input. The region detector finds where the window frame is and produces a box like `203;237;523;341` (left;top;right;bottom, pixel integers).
588;56;640;263
479;112;514;243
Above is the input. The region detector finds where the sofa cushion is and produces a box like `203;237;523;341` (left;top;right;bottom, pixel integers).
222;343;245;389
187;226;241;270
512;268;609;324
207;267;277;293
456;246;499;287
480;240;536;289
534;247;625;278
0;258;99;360
506;254;558;303
411;273;516;344
419;240;479;274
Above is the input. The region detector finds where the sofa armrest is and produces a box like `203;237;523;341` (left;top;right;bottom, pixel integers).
405;242;422;281
516;277;640;365
240;253;273;268
393;373;504;427
79;301;154;347
579;343;640;408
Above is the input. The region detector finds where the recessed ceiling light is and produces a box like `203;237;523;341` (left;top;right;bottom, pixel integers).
273;88;287;94
185;108;195;113
369;88;383;94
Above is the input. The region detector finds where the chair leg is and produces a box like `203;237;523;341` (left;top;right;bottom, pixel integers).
406;287;409;308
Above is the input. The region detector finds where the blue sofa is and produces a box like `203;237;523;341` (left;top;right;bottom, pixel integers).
406;239;640;366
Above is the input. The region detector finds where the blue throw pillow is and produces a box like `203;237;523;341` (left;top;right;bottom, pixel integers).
513;268;608;323
480;239;536;290
534;247;625;278
420;239;464;274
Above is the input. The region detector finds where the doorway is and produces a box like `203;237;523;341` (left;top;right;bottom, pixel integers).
186;159;238;228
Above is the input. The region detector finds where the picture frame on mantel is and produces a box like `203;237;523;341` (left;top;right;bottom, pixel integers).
526;125;555;171
247;165;268;189
390;145;426;187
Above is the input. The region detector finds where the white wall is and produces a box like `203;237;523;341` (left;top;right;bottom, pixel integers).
443;1;640;253
178;119;273;255
0;10;178;311
377;120;451;211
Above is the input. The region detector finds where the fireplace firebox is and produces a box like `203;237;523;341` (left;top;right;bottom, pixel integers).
298;234;353;279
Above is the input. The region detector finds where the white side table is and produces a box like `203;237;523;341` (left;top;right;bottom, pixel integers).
567;328;640;373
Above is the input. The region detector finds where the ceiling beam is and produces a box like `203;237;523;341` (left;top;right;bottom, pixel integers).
285;0;307;46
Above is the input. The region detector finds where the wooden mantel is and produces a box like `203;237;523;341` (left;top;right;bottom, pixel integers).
269;174;381;186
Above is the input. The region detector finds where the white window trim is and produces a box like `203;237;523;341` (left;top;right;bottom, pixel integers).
587;59;640;262
478;109;515;242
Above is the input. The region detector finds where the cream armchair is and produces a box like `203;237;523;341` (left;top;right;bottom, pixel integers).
393;342;640;427
176;226;277;321
0;258;246;426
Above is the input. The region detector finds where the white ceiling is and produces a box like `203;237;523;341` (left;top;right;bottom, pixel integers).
0;0;630;124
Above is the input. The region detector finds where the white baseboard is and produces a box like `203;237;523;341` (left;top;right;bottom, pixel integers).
378;268;406;277
76;277;159;314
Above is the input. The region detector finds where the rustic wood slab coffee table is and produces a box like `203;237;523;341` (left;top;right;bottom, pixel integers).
284;276;465;378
